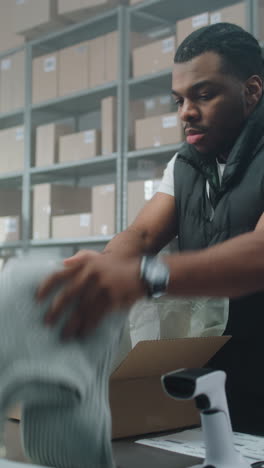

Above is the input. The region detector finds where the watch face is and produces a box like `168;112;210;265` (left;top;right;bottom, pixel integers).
143;257;170;298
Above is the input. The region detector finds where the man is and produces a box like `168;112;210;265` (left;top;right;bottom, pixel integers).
38;23;264;434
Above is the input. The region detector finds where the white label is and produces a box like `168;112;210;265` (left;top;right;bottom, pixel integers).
145;99;155;111
84;131;95;144
192;13;209;29
137;159;156;179
210;12;222;24
101;224;108;236
162;115;177;128
80;214;90;227
159;95;171;105
100;185;114;195
42;205;51;215
44;56;56;73
162;37;174;53
1;59;11;71
4;218;17;234
153;136;161;147
16;127;24;141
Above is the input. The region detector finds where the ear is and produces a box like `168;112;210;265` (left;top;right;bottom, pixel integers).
244;75;263;111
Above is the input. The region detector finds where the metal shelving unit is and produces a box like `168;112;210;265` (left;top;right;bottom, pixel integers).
0;0;257;254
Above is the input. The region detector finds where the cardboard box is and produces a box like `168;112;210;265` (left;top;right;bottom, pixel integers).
32;184;92;240
101;96;117;156
32;53;58;105
176;12;210;46
135;113;183;150
52;213;92;239
0;51;25;113
0;216;20;243
92;184;115;236
176;3;246;46
132;36;175;78
127;179;161;225
14;0;63;39
105;31;118;83
58;41;89;97
89;35;105;88
58;0;118;21
35;123;74;167
129;99;145;149
210;3;246;29
0;189;21;217
110;336;230;438
59;130;101;164
0;126;24;174
6;336;229;436
0;0;24;54
144;94;172;118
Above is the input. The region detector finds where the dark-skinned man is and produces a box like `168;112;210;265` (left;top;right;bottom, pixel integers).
38;23;264;435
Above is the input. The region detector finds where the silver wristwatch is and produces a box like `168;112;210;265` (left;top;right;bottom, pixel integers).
140;255;170;299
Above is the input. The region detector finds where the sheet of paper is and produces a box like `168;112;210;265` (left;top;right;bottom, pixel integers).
136;427;264;462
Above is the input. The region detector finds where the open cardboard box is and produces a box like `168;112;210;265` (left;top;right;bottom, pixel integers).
7;336;230;440
110;336;230;439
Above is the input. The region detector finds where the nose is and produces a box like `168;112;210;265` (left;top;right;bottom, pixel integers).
179;99;200;123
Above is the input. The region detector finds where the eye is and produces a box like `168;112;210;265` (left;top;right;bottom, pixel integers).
173;98;183;109
199;93;212;101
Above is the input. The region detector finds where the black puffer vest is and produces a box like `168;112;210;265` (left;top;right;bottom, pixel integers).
174;97;264;434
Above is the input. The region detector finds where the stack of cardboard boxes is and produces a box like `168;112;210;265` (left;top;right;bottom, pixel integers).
176;3;247;45
34;96;117;167
32;183;115;240
32;31;118;105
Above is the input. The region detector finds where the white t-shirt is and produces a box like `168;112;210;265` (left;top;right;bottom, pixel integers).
158;153;226;198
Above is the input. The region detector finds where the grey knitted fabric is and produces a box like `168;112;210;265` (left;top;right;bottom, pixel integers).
0;257;126;468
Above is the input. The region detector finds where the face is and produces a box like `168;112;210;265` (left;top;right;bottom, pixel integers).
172;51;256;156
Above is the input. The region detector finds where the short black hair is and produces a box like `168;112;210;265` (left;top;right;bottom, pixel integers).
174;22;264;81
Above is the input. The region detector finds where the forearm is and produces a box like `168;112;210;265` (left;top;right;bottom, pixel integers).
164;230;264;298
102;227;152;258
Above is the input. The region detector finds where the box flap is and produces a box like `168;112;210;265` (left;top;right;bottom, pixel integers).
111;336;230;380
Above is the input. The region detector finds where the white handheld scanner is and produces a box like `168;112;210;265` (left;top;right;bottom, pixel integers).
161;368;251;468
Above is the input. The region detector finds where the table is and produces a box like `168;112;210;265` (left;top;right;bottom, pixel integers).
113;436;203;468
4;420;203;467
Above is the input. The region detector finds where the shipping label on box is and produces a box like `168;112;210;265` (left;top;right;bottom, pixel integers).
192;12;209;28
0;216;20;243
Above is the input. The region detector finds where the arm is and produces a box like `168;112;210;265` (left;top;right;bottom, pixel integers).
165;223;264;298
102;192;178;258
38;213;264;338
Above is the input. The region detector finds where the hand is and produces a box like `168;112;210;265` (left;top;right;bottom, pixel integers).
36;251;146;339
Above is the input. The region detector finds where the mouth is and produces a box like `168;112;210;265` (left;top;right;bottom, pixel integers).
185;128;207;145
